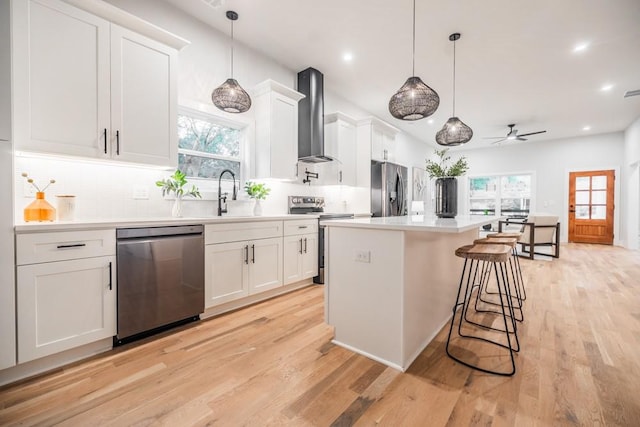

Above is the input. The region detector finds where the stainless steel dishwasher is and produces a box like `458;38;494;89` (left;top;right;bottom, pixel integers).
115;224;204;344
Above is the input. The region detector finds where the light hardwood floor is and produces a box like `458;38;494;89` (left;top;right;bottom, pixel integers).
1;243;639;426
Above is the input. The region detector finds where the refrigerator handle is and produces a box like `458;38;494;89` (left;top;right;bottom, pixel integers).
397;169;405;215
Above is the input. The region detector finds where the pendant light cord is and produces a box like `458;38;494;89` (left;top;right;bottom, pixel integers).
230;19;234;79
452;38;456;116
412;0;416;77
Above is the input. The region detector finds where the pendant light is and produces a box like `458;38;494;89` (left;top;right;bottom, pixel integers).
212;11;251;113
388;0;439;121
436;33;473;146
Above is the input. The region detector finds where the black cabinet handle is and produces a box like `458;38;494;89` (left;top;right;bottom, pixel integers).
103;128;107;154
251;244;255;263
56;243;86;249
116;130;120;155
339;171;343;183
298;225;308;229
108;261;113;290
244;245;249;264
299;238;303;254
304;238;307;253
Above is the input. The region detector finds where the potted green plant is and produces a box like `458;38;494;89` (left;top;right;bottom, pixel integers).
425;149;469;218
244;181;270;216
156;170;201;217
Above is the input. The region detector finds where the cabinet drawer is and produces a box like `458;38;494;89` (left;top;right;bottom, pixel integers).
16;229;116;265
205;221;282;245
283;219;319;236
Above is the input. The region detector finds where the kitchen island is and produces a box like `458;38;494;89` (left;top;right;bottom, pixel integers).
321;215;498;371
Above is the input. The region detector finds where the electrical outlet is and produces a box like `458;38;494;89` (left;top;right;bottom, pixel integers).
23;181;36;198
354;250;371;263
132;186;149;199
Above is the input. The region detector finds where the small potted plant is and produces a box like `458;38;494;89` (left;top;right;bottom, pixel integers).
425;149;469;218
156;170;201;217
244;181;270;216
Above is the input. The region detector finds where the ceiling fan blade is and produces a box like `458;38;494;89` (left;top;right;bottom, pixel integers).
516;137;528;141
517;130;546;137
491;138;507;145
483;136;506;139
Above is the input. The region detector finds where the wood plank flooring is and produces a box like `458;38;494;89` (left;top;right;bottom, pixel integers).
1;243;639;426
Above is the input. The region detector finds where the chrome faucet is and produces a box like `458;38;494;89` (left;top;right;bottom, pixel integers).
217;169;237;216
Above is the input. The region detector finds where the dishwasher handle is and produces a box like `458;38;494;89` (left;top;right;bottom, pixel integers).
117;225;204;239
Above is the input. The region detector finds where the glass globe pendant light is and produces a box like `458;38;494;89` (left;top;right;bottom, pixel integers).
388;0;439;120
212;11;251;113
436;33;473;146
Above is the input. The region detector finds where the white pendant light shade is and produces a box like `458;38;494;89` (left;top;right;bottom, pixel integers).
436;33;473;146
212;11;251;114
388;0;439;121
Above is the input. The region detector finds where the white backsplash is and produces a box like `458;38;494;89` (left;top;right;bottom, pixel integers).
14;155;370;222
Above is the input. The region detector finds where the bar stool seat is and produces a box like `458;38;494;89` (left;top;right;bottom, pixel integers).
446;243;518;376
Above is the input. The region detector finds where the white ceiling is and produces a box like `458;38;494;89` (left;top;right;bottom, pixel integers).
166;0;640;149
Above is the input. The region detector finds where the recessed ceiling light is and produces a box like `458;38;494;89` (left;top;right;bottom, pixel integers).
582;126;591;131
600;83;614;92
342;52;353;62
572;42;589;53
427;119;434;125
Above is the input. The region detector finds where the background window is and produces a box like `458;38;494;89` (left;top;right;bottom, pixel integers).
469;173;532;218
177;113;242;179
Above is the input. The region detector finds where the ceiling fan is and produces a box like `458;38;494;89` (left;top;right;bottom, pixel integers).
484;124;547;144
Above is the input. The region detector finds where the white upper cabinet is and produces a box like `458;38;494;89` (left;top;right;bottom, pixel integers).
324;112;358;186
358;117;400;163
253;80;305;180
12;0;186;167
0;0;11;142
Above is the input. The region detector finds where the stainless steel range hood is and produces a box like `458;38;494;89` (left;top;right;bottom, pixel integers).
297;68;333;163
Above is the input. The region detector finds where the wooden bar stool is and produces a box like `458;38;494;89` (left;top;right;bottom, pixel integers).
471;237;524;323
487;232;527;301
445;244;518;376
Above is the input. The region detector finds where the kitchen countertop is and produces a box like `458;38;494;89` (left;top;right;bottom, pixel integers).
14;214;320;233
320;215;501;233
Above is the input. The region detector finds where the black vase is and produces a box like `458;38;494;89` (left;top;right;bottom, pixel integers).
435;177;458;218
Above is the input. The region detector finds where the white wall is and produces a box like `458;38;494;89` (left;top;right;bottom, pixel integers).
457;132;625;244
624;116;640;249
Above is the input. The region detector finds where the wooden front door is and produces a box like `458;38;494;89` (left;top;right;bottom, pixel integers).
568;170;614;244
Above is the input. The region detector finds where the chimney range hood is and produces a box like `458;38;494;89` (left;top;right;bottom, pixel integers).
297;68;333;163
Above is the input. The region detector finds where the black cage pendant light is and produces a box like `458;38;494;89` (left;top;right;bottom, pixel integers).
436;33;473;146
212;11;251;113
388;0;439;120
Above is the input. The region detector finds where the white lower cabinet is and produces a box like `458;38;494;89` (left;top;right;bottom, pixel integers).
204;221;283;308
16;229;116;364
283;220;319;285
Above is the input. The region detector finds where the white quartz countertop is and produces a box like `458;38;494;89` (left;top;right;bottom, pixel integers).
14;214;320;233
320;215;501;233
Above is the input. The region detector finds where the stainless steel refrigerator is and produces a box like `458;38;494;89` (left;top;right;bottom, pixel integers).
371;161;407;217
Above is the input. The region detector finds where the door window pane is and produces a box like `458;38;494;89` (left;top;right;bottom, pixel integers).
576;206;590;219
591;190;607;204
575;191;590;204
592;175;607;190
576;177;590;190
591;205;606;219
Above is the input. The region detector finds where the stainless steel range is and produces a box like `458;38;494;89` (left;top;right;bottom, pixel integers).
288;196;354;284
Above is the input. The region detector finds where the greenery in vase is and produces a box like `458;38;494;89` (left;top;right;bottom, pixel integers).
155;170;201;199
425;149;469;179
244;181;270;200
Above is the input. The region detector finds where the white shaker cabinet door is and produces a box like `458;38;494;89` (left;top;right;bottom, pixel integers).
248;237;283;294
13;0;111;157
205;241;250;308
283;234;304;285
17;256;116;364
110;26;178;167
301;233;319;279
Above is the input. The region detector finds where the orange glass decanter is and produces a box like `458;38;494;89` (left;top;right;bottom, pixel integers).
24;192;56;222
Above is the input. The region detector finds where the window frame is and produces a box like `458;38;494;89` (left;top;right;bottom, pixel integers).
177;106;248;186
465;171;536;218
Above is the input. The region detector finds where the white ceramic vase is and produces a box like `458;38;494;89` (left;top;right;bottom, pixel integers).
253;199;262;216
172;197;183;218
